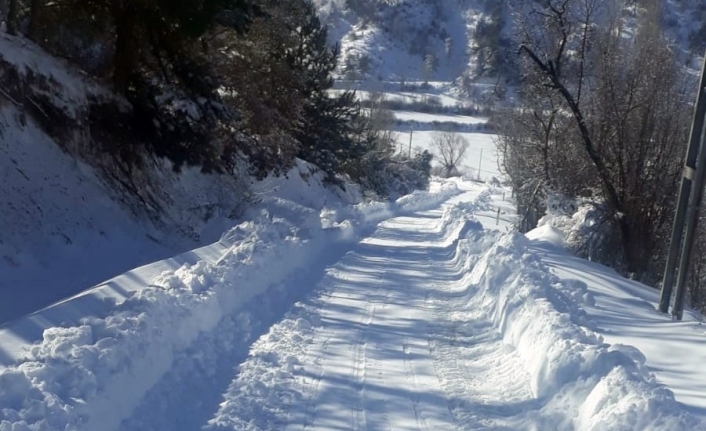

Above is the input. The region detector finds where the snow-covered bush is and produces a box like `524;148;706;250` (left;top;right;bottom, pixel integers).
538;195;624;269
354;151;433;199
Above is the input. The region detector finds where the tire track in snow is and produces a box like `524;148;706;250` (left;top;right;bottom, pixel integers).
201;186;515;431
107;183;706;431
431;314;537;430
278;210;469;431
424;224;548;430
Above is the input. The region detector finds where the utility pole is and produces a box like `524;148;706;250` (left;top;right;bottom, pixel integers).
408;128;413;158
660;54;706;316
478;149;483;181
673;122;706;320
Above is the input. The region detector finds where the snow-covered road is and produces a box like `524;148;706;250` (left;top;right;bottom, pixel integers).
203;185;701;431
206;187;528;430
1;181;704;431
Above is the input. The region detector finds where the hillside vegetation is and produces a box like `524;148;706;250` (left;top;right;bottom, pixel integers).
0;0;437;315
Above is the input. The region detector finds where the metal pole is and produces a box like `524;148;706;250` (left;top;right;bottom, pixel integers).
673;119;706;320
408;128;413;158
659;54;706;313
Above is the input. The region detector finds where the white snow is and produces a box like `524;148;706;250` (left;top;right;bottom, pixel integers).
527;223;706;423
393;110;487;125
0;172;462;431
2;33;706;429
2;168;706;430
329;88;475;108
394;130;501;180
0;33;253;326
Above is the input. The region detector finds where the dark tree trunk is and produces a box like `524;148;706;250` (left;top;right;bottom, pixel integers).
6;0;18;35
28;0;42;41
520;44;638;273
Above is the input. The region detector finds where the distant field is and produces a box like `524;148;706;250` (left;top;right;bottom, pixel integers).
393;130;501;180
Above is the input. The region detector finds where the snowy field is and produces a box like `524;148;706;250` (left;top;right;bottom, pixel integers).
329;87;478;108
2;79;706;431
393;130;501;180
393;110;488;125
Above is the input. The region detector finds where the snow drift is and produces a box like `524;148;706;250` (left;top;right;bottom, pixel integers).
461;232;704;430
0;180;461;431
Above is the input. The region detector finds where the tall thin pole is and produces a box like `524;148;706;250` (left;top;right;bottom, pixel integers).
659;54;706;313
673;120;706;320
478;149;483;181
408;128;413;158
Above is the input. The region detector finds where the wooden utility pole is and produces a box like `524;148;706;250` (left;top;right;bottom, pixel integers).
660;53;706;318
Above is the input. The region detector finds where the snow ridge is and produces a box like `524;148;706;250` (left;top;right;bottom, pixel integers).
462;233;704;430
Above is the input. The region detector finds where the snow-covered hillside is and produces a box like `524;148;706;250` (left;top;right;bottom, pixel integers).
0;33;254;324
2;69;706;430
315;0;477;84
318;0;706;90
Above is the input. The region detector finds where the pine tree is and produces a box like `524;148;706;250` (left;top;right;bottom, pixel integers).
289;0;363;182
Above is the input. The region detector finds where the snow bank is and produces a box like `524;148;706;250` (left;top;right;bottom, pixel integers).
204;302;321;431
464;232;704;430
0;180;460;431
525;223;567;248
0;28;247;324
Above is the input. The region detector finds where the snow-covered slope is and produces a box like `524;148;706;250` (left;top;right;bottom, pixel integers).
4;8;706;428
319;0;706;88
3;126;706;431
0;33;253;324
528;230;706;423
316;0;475;82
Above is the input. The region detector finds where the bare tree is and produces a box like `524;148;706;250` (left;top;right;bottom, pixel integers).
432;131;469;177
505;0;692;279
366;90;396;150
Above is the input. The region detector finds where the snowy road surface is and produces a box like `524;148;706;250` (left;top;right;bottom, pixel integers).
0;181;703;431
206;187;532;430
204;185;701;431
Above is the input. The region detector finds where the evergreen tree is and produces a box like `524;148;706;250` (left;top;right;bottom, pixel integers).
289;0;364;182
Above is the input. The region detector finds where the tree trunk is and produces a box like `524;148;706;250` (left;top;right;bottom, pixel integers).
521;44;638;273
6;0;17;35
28;0;42;41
